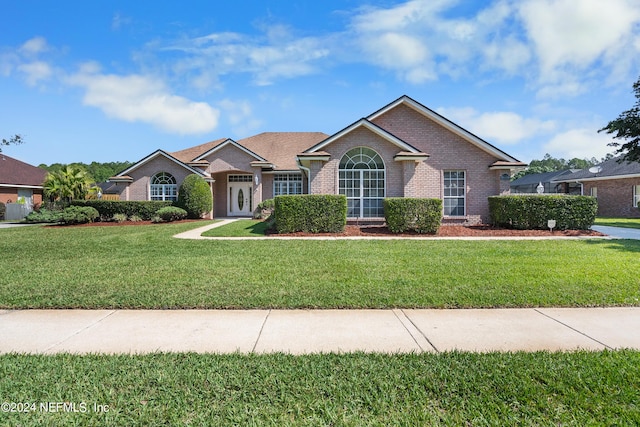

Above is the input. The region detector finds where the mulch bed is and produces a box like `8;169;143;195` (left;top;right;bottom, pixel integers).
56;220;605;237
267;225;605;238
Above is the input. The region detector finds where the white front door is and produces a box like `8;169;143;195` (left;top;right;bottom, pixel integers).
227;175;253;216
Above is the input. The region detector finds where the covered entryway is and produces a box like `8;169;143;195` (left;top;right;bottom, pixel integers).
227;174;253;216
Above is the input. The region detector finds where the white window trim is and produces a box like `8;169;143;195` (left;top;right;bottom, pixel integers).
338;147;386;218
273;173;303;196
634;185;640;207
443;170;466;217
150;172;178;201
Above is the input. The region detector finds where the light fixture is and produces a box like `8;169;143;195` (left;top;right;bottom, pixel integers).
536;182;544;194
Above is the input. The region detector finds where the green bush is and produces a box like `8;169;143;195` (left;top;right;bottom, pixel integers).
489;195;597;230
129;215;143;222
70;200;173;220
254;198;275;219
60;206;99;225
274;195;347;233
176;174;212;219
24;208;63;224
0;201;5;220
384;198;443;234
156;206;188;222
112;213;128;223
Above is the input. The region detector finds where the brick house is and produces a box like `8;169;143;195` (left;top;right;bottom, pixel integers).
552;156;640;218
0;153;47;211
110;95;526;223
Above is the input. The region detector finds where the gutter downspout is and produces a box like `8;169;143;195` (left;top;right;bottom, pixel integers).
296;157;311;194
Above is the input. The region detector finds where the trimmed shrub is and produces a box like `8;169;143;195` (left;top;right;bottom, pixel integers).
112;213;128;223
489;195;597;230
129;215;143;222
253;198;275;219
70;200;173;220
156;206;188;222
176;174;212;219
24;208;63;224
60;206;99;225
384;198;443;234
274;195;347;233
0;201;5;220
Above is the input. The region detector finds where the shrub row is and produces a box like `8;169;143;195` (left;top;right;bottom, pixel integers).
489;195;597;230
25;206;99;225
0;201;5;220
384;198;443;234
274;195;347;233
71;200;173;220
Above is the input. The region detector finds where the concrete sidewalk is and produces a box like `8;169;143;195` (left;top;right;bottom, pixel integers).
1;308;638;355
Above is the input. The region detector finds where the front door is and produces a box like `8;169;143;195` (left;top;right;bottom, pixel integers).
227;175;253;216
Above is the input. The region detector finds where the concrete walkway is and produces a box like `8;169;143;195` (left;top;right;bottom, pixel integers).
1;308;638;355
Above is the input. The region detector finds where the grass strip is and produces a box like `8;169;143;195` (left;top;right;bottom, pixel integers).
595;217;640;229
1;222;639;309
202;219;269;237
0;351;638;425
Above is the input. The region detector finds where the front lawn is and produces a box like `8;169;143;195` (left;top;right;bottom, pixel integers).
595;217;640;229
0;351;638;425
1;222;638;309
202;219;269;237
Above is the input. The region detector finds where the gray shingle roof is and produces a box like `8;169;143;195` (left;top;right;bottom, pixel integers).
552;156;640;182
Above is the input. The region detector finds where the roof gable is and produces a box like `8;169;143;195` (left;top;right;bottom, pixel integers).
368;95;522;163
0;154;47;187
171;138;229;163
113;150;208;179
194;139;268;163
304;119;421;154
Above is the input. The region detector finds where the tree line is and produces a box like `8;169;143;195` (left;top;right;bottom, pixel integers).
38;161;133;183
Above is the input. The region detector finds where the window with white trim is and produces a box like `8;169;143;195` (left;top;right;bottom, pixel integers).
590;187;597;198
634;185;640;207
443;170;466;216
339;147;385;218
274;174;303;196
150;172;177;201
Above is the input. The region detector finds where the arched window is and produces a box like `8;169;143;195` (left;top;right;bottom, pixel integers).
338;147;385;218
150;172;177;201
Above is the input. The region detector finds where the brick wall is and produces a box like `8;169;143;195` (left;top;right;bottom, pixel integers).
582;178;640;218
371;104;505;223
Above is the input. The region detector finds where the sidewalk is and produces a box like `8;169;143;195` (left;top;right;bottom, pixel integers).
1;308;638;355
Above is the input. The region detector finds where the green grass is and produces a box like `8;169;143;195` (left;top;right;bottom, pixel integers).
1;222;639;308
0;351;638;425
595;217;640;229
202;219;269;237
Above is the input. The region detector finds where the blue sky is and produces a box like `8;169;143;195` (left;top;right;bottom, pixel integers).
2;0;640;167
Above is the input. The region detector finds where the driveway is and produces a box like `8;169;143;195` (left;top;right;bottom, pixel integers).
591;225;640;239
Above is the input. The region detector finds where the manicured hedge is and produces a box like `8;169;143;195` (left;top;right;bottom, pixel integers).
274;195;347;233
384;198;443;234
59;206;99;225
155;206;188;222
71;200;173;220
0;202;5;220
177;174;212;219
488;195;597;230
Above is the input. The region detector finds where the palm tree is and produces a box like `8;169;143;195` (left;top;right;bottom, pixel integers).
43;166;94;202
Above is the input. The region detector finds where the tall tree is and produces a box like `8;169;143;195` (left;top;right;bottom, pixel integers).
43;165;95;202
599;75;640;163
1;134;24;153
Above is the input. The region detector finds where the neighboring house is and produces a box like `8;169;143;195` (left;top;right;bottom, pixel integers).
0;153;47;211
110;95;526;223
552;156;640;218
510;170;581;194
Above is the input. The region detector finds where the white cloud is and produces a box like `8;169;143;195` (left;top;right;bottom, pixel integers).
19;37;49;56
437;107;556;145
166;26;330;87
67;62;219;135
218;99;263;137
519;0;640;81
543;128;613;159
17;61;53;86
